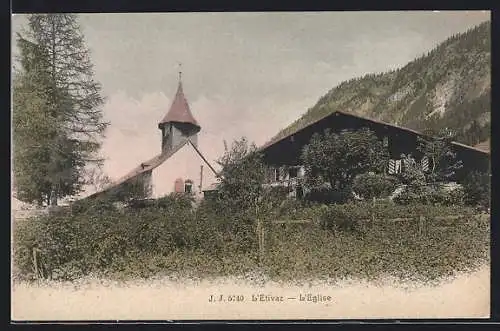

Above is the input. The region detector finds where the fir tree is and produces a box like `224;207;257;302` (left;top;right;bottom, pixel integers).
13;14;108;205
13;37;59;205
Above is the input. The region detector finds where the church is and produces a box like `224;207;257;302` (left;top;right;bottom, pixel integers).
86;71;218;201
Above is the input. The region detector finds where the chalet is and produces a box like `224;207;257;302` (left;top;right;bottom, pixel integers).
85;71;218;201
259;110;490;196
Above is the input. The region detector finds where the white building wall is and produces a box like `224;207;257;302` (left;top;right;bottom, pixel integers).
151;143;217;198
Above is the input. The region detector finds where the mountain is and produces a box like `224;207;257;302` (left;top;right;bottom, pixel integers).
268;21;491;148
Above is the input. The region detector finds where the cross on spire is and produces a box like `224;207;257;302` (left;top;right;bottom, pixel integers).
178;62;182;83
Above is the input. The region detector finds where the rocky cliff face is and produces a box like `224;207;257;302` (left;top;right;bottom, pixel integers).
270;21;490;147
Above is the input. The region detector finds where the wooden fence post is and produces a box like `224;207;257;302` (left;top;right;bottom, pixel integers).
256;219;265;264
32;247;40;282
261;222;265;259
372;197;376;223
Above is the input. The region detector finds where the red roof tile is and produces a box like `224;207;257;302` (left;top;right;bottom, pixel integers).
159;81;200;128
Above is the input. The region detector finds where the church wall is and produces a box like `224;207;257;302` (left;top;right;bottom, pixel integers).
151;143;216;199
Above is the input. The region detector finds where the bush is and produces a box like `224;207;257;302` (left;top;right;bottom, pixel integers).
393;184;465;206
13;194;487;284
319;203;368;232
352;173;399;200
263;203;488;282
13;197;258;281
304;187;353;204
462;171;491;208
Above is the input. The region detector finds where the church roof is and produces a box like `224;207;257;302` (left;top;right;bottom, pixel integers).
159;81;200;128
84;139;190;200
82;138;219;200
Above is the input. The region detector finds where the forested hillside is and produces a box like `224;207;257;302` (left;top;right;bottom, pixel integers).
269;21;490;147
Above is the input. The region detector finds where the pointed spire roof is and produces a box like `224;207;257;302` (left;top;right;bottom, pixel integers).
159;70;200;129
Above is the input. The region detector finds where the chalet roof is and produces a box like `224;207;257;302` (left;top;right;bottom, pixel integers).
260;110;490;155
159;81;200;128
473;139;490;153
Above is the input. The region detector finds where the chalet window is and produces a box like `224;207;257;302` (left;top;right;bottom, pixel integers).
277;168;283;182
271;168;280;182
388;159;402;174
288;167;299;178
298;166;305;178
383;136;389;148
296;185;304;199
396;160;402;173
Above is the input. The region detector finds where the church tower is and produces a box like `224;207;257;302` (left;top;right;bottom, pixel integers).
158;68;201;153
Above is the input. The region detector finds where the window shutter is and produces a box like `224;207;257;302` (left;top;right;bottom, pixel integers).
388;159;396;174
421;156;429;172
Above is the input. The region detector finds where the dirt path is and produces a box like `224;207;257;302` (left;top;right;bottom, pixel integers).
11;266;489;321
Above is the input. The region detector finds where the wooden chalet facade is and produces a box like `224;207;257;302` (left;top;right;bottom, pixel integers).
259;110;490;195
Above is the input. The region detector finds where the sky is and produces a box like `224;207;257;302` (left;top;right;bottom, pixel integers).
11;11;490;196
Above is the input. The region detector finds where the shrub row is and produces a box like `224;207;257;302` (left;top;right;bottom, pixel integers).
13;197;489;283
13;197;258;281
263;214;489;283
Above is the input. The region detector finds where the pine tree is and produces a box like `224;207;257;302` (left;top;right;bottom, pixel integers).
13;14;108;205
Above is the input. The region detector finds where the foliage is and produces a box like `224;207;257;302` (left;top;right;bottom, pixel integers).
352;172;399;200
301;128;389;190
110;174;153;201
13;197;488;284
12;40;58;206
416;134;463;183
393;184;465;206
263;209;488;283
155;193;195;211
398;154;427;186
84;166;112;192
397;137;463;207
13;197;258;281
319;204;364;232
13;14;108;206
304;187;353;204
215;137;267;218
462;171;491;208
